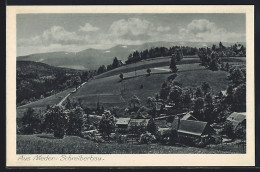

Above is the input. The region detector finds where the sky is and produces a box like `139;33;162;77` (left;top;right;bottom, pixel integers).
17;13;246;56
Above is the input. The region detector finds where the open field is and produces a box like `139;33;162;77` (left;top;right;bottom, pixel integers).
96;56;245;79
17;134;239;154
222;56;246;62
16;56;246;117
69;72;173;109
17;88;74;118
96;57;200;79
175;63;230;93
69;62;233;110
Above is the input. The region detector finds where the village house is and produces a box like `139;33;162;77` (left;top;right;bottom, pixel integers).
128;119;150;128
127;118;150;134
226;112;246;129
115;118;131;134
172;116;214;145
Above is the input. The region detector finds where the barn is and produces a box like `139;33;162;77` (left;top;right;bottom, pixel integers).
172;117;213;145
115;118;131;134
127;119;150;134
226;112;246;129
128;119;150;128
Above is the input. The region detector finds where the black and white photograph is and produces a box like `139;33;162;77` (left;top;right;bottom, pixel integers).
6;5;255;166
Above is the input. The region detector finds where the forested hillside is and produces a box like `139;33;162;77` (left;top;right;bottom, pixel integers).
17;61;92;106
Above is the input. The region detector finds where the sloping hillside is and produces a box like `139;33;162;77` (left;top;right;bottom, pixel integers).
17;61;80;106
68;57;235;111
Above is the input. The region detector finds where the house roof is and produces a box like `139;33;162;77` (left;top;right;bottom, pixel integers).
177;120;208;136
158;127;171;135
116;118;131;125
181;113;198;121
154;120;172;128
129;119;150;127
227;112;246;123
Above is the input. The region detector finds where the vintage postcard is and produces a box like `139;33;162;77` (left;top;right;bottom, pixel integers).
6;5;255;167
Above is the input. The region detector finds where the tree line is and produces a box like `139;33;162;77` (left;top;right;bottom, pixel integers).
125;46;196;64
198;42;246;71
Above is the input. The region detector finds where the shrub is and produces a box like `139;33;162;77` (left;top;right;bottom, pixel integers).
195;141;205;148
67;106;84;136
44;105;68;139
222;121;235;139
98;111;115;139
146;68;151;76
93;136;105;143
139;132;156;144
234;125;246;140
20;108;44;134
157;129;177;145
147;119;157;135
116;134;127;144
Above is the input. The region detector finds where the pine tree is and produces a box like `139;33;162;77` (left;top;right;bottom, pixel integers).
169;56;178;73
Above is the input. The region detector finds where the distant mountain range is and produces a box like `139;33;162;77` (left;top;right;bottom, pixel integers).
17;41;245;70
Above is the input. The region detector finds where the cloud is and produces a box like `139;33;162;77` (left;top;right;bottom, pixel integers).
178;19;245;42
18;18;173;54
157;26;170;32
17;18;245;56
18;26;87;46
42;26;84;44
187;19;215;34
109;18;151;37
108;18;171;38
79;23;99;32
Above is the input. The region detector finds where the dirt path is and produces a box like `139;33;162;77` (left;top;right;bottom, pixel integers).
57;81;87;106
153;67;170;72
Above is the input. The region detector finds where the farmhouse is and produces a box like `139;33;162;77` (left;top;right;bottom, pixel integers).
154;119;172;128
115;118;131;131
226;112;246;129
172;116;213;144
128;119;150;130
128;119;150;127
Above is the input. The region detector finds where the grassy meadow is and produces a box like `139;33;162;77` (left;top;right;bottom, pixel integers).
175;63;230;93
69;72;173;109
69;62;234;109
17;134;240;154
17;88;74;118
96;57;200;79
16;56;246;117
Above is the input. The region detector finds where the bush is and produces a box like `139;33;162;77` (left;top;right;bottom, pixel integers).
98;111;115;139
67;106;84;136
167;73;177;81
20;108;44;134
139;132;156;144
234;125;246;140
44;105;68;139
157;130;177;145
147;119;157;135
222;121;235;139
116;134;127;144
195;141;205;148
93;136;105;143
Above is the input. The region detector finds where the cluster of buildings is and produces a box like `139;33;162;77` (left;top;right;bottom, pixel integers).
115;109;246;146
